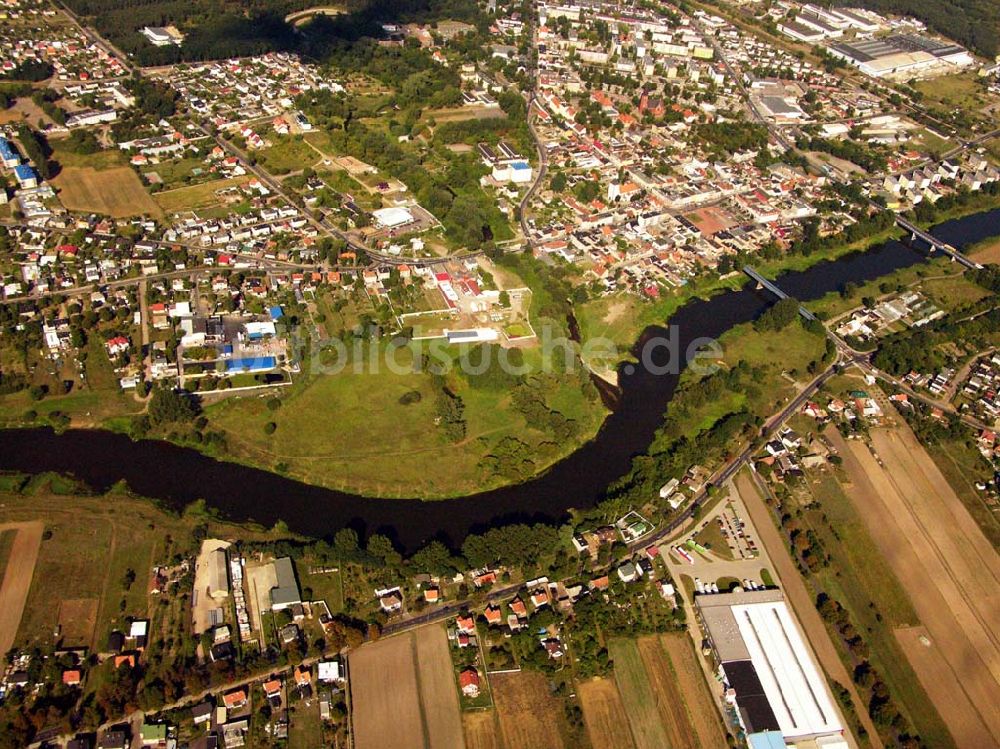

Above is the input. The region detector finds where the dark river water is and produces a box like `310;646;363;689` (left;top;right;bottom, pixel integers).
2;209;999;552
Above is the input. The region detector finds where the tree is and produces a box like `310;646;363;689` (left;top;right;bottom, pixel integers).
754;297;800;332
147;388;199;426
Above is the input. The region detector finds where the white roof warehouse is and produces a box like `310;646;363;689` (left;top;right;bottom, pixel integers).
697;590;845;743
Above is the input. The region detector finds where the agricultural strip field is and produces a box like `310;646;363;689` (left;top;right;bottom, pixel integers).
608;638;671;749
53;166;162;218
0;521;43;660
836;424;1000;746
462;711;502;749
658;634;729;748
577;676;636;749
491;670;567;749
349;624;464;749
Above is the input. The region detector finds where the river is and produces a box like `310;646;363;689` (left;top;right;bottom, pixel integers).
2;208;998;552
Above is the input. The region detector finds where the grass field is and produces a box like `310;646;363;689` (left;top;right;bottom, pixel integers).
53;166;163;218
288;700;325;746
205;345;606;498
0;530;14;581
350;625;464;749
608;638;671;749
295;559;344;613
913;72;986;114
491;670;568;749
257;137;319;174
922;435;1000;550
153;176;248;214
918;275;990;309
578;676;636;749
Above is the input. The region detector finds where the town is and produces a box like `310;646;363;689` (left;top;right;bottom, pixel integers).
2;0;1000;746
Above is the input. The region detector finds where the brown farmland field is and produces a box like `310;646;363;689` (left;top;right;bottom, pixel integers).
54;166;162;218
836;424;1000;746
894;625;990;749
0;521;43;660
414;624;465;749
350;624;464;749
491;670;567;749
578;676;636;749
463;710;502;749
659;634;729;748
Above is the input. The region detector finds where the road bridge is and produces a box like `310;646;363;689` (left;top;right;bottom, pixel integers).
743;266;816;321
895;216;982;270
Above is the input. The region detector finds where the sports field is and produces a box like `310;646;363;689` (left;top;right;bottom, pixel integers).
491;670;567;749
349;624;464;749
54;166;162;218
837;424;1000;746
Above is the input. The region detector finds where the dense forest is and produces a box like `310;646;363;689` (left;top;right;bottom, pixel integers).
63;0;485;65
830;0;999;58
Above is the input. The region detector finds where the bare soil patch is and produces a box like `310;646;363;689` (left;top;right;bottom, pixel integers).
683;205;736;236
492;670;566;749
56;597;98;646
0;521;43;661
578;676;636;749
970;236;1000;264
463;710;502;749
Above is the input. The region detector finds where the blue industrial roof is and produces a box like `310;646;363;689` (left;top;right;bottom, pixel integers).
748;731;786;749
14;164;37;179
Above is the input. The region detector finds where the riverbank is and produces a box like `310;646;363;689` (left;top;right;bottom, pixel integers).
1;207;998;548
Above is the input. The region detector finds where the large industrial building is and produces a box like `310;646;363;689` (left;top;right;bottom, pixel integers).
696;589;848;748
827;33;974;79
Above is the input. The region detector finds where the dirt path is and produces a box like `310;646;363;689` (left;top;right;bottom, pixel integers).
829;425;1000;745
734;473;880;749
0;521;44;662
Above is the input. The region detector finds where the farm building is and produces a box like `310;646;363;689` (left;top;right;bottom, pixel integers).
696;590;846;745
269;557;302;611
207;548;230;599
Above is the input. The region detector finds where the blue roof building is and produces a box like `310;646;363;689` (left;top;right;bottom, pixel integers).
0;137;20;167
269;305;284;320
13;164;38;187
748;732;787;749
